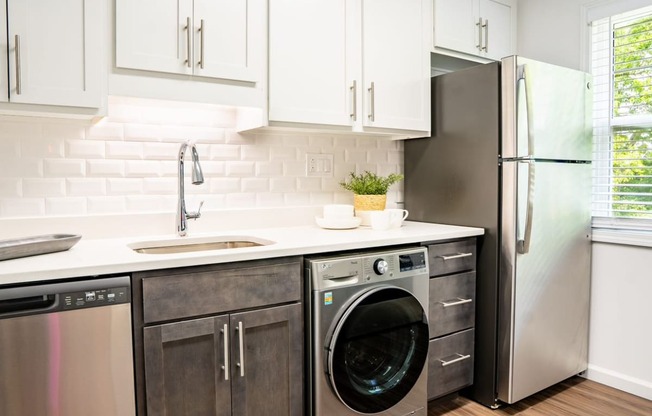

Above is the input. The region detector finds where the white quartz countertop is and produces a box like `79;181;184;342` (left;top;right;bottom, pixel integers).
0;221;483;286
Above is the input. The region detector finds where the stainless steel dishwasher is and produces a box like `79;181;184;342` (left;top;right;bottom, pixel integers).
0;276;136;416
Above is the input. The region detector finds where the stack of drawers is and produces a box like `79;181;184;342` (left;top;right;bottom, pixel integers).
425;238;477;400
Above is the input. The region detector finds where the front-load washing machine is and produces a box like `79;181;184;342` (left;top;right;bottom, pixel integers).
305;247;430;416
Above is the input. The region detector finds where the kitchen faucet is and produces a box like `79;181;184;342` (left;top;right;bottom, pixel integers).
177;140;204;236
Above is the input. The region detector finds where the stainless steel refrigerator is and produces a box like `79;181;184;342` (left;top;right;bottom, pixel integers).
404;56;592;408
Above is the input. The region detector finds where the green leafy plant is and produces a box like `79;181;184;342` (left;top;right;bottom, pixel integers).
339;171;404;195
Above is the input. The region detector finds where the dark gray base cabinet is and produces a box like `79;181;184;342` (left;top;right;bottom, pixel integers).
424;238;477;401
132;257;303;416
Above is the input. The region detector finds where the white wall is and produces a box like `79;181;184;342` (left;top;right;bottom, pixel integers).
518;0;652;400
0;96;404;219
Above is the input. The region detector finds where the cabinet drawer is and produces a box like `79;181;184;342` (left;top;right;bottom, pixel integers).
428;328;474;400
429;272;475;338
142;260;302;323
427;239;476;277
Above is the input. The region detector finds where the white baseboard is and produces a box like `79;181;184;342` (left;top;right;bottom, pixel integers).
585;364;652;401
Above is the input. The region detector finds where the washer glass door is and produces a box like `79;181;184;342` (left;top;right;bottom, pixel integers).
328;287;428;414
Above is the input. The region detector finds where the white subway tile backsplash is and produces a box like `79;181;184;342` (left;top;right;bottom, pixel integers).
44;159;86;177
42;122;86;141
87;160;125;177
125;160;162;177
0;121;41;141
210;178;240;193
106;141;144;160
256;162;284;177
1;198;45;216
45;197;87;216
209;144;240;161
21;137;65;158
66;140;105;159
242;178;269;193
107;178;143;195
143;142;180;160
125;124;161;142
0;159;43;179
67;178;107;196
0;98;403;219
23;179;66;197
225;161;256;177
143;178;177;195
270;178;297;193
0;179;21;197
87;121;124;141
87;196;126;214
241;145;269;161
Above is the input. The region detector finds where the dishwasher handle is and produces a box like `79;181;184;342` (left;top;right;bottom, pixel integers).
0;294;56;315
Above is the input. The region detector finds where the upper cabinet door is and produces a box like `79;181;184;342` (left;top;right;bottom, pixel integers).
0;0;7;103
193;0;257;82
116;0;193;75
7;0;101;107
268;0;354;126
480;0;514;61
434;0;479;56
362;0;430;132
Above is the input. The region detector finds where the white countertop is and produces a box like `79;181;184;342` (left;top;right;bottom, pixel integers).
0;221;483;285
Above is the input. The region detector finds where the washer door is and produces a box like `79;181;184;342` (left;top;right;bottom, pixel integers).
327;286;429;414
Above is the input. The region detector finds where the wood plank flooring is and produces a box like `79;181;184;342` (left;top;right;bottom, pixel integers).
428;377;652;416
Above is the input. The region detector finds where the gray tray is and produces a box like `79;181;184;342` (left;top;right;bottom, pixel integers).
0;234;82;261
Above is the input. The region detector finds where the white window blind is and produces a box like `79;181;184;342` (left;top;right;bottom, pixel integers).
592;5;652;225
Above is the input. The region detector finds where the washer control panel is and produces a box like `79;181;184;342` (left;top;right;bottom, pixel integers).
308;247;428;290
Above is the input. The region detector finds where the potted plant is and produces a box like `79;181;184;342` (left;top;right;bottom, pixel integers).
339;171;404;211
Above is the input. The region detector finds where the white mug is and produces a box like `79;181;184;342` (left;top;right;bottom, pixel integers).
386;209;409;228
370;210;392;231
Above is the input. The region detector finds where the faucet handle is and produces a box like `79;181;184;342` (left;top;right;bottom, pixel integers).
187;200;204;220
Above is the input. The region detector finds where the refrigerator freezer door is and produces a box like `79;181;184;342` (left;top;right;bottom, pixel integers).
498;160;591;404
501;56;592;161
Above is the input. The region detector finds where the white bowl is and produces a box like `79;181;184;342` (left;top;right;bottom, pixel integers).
315;216;362;230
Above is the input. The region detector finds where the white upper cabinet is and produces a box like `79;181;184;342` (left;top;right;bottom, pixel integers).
2;0;102;108
0;1;8;103
265;0;431;138
116;0;257;83
434;0;516;62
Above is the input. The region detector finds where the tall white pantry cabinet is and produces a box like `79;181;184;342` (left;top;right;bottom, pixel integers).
0;0;102;108
267;0;431;137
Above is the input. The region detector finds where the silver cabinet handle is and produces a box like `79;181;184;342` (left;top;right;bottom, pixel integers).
439;353;471;367
476;17;483;50
185;17;192;68
437;252;473;261
14;34;21;95
368;82;375;121
198;19;205;69
483;19;489;52
221;324;229;381
236;321;244;377
350;80;357;121
440;298;473;308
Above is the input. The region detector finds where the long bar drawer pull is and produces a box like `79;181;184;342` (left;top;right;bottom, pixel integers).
440;298;473;308
439;353;471;367
437;252;473;261
221;324;229;381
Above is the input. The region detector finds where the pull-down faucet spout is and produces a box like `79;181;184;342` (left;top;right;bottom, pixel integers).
177;141;204;236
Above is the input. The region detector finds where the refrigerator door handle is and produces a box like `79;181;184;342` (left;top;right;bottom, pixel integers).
517;161;535;254
517;64;534;158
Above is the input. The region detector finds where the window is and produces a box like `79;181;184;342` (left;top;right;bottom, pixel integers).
591;5;652;229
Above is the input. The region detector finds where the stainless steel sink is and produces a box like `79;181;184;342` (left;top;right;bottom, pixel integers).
128;236;274;254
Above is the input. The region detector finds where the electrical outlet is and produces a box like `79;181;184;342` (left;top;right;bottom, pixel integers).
306;153;334;177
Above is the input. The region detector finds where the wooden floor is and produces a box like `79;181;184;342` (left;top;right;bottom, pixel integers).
428;377;652;416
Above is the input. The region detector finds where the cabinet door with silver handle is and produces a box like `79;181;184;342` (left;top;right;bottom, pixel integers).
230;304;303;416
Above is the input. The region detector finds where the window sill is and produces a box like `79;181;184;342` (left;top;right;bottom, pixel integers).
591;229;652;248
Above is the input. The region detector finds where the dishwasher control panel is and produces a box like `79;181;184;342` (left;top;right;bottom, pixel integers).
62;286;129;310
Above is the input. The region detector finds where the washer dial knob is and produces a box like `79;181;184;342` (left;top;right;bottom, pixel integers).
373;259;389;275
